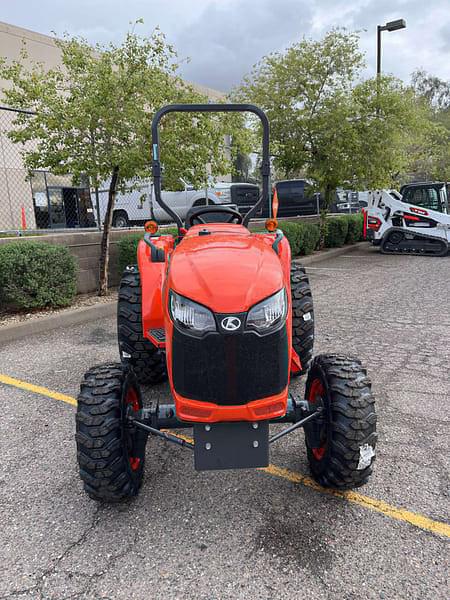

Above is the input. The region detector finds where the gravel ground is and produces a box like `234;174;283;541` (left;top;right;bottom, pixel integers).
0;244;448;600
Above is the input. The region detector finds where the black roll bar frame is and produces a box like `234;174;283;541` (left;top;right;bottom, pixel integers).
151;103;270;233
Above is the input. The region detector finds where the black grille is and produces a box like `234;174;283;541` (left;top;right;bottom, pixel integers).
172;325;288;405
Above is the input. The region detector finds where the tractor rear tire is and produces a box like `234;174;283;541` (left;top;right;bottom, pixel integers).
76;363;145;502
291;263;314;376
304;354;377;489
118;267;167;385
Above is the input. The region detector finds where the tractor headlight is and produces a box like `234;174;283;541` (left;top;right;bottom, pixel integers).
169;291;216;335
246;289;287;333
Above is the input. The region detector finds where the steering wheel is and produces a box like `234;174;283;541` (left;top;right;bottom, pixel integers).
187;205;243;227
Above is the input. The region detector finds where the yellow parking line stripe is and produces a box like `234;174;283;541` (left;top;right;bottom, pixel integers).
126;432;450;539
261;464;450;539
0;373;77;406
1;372;449;539
164;431;195;445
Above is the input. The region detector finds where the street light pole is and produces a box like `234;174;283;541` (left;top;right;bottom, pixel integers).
376;19;406;114
377;25;382;77
376;19;406;77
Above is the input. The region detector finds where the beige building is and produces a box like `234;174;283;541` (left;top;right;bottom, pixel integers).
0;21;224;230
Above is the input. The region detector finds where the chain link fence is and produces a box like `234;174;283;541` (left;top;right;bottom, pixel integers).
0;105;367;236
0;105;101;235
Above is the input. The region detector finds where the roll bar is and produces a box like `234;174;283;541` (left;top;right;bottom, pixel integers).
151;103;270;233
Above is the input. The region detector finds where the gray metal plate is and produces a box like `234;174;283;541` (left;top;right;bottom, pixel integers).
194;421;269;471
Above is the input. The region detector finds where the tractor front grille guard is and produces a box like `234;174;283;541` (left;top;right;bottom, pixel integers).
171;325;289;406
151;103;271;234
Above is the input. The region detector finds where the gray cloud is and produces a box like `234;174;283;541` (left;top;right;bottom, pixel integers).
1;0;449;91
173;0;313;91
440;22;450;53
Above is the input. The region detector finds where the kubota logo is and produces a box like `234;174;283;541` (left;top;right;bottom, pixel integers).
221;316;241;331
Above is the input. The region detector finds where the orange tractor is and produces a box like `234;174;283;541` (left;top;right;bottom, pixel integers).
76;104;377;502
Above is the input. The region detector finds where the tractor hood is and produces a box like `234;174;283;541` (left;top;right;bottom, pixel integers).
168;227;284;314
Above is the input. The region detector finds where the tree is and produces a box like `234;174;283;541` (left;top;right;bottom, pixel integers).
0;26;242;294
233;151;252;182
410;70;450;181
412;69;450;111
235;30;428;240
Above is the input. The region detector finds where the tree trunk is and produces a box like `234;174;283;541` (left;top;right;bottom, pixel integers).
318;183;334;249
98;166;119;296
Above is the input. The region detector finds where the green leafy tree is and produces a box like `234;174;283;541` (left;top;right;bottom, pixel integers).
412;69;450;110
233;151;252;182
0;25;243;294
410;70;450;181
235;30;428;241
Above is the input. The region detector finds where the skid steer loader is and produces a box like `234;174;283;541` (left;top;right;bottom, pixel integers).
365;182;450;256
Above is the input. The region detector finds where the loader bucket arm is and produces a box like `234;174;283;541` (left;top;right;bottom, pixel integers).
151;103;270;234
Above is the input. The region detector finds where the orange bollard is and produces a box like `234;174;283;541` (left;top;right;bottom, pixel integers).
21;206;27;230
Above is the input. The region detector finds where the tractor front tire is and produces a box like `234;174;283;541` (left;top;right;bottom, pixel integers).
76;363;146;502
291;263;314;376
304;354;377;489
118;267;167;385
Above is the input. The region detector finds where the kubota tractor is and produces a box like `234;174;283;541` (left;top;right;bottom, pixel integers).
76;104;377;502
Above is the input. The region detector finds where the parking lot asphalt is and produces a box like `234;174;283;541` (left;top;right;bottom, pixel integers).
0;244;449;600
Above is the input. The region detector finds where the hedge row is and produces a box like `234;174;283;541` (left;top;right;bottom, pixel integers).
0;242;77;310
0;214;364;312
117;215;364;268
278;221;321;256
324;213;364;247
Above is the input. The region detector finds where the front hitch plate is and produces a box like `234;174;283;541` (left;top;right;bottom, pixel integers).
194;421;269;471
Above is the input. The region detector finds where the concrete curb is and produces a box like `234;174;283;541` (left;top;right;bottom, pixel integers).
0;242;368;344
0;301;116;345
293;241;367;266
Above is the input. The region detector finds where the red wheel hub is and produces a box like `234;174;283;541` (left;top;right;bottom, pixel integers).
308;378;327;461
125;387;141;471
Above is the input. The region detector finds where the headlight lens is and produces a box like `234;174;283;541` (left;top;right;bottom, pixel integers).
170;291;216;335
215;189;231;202
246;289;287;332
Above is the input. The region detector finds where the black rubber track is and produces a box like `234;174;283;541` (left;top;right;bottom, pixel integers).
305;354;377;489
290;263;314;376
117;266;167;384
380;228;448;256
76;363;145;502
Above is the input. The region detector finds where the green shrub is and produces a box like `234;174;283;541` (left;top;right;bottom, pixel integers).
0;241;77;310
345;213;364;244
117;233;143;273
117;228;178;273
279;221;319;256
278;222;302;255
324;217;349;248
263;221;320;256
298;223;320;255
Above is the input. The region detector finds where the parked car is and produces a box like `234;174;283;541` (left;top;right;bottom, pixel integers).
213;182;260;215
330;190;368;214
96;178;237;227
259;179;322;218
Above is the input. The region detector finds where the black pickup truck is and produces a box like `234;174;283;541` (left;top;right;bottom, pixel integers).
258;179;322;217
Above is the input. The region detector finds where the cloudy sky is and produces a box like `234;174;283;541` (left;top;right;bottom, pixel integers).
1;0;449;92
